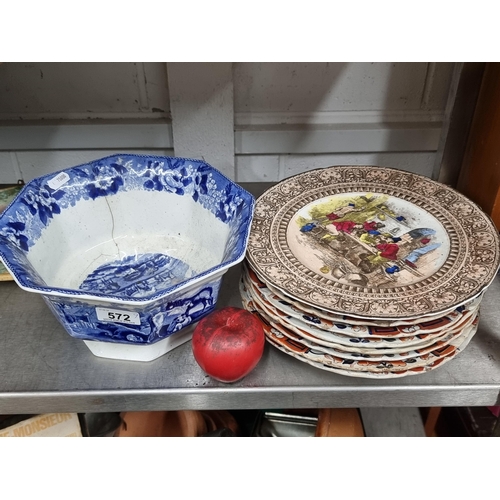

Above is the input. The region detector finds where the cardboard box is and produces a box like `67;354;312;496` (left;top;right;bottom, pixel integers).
0;413;82;437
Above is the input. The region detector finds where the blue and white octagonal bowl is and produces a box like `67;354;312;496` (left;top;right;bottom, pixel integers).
0;154;255;361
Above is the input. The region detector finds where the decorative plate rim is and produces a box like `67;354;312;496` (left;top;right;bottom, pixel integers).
242;267;478;341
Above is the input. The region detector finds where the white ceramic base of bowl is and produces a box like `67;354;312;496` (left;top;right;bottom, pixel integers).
83;323;196;362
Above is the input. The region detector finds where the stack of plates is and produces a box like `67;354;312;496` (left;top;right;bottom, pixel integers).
241;165;500;378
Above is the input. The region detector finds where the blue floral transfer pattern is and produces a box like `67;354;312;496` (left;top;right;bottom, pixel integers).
75;161;128;200
21;185;66;226
1;221;29;252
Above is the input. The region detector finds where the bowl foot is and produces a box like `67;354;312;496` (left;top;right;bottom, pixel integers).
83;323;195;362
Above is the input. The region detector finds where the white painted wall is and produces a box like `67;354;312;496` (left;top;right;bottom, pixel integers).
235;152;438;182
0;62;170;119
234;62;453;113
0;62;456;183
167;63;235;178
232;62;455;181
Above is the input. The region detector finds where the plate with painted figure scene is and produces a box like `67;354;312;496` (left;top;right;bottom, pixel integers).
246;166;500;320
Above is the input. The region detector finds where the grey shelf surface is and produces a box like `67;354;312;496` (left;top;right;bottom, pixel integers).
1;183;500;415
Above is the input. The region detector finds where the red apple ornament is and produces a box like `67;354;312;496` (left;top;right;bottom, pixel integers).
192;307;265;383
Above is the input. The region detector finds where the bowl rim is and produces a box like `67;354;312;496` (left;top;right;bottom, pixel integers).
0;153;255;305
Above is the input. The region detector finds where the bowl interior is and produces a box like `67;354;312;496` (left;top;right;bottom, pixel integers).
29;189;230;298
0;155;254;302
